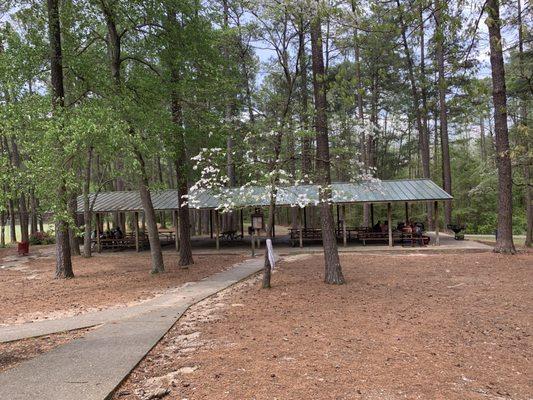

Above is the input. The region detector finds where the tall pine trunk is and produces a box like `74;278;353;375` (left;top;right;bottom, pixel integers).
435;0;452;226
310;7;344;285
516;0;531;247
83;146;93;258
166;6;194;267
9;138;29;243
30;189;38;235
68;195;80;256
298;18;312;180
351;1;370;227
8;199;16;243
486;0;515;253
0;210;5;247
397;0;433;228
47;0;73;278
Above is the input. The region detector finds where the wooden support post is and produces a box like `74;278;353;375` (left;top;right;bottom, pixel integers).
387;202;393;247
299;207;303;248
336;205;340;227
209;210;213;239
215;210;220;250
405;202;409;224
370;203;375;227
434;201;440;246
342;205;347;247
251;227;255;257
173;210;179;252
134;212;140;252
96;213;101;253
303;207;308;229
240;209;244;239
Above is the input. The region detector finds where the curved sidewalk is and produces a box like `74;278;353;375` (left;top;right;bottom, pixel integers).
0;257;263;400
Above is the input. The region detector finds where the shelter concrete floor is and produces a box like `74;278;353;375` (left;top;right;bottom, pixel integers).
185;231;492;255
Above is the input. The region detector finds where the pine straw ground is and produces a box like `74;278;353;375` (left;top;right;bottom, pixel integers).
114;251;532;400
0;246;243;325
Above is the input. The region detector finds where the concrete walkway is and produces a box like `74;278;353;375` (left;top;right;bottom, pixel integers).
0;257;264;400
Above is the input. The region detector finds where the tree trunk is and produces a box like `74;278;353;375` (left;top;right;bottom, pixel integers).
298;18;312;181
262;196;276;289
137;151;165;273
177;161;194;267
9;138;29;243
480;116;487;162
48;0;73;277
8;199;16;243
83;146;93;258
222;0;238;233
55;218;73;278
68;195;80;256
166;9;195;266
156;157;167;229
516;0;531;247
397;0;433;228
29;189;38;235
486;0;515;253
0;211;5;247
435;0;452;226
310;9;345;285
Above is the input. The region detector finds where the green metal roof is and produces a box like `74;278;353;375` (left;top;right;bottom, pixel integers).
77;179;451;213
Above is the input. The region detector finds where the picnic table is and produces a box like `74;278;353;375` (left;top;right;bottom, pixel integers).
288;228;323;246
92;235;148;251
357;231;403;246
158;229;175;243
400;233;430;246
219;230;243;241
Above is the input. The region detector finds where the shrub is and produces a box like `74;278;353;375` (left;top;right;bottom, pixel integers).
29;231;55;245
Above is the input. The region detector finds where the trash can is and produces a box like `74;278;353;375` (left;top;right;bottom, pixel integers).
17;241;29;256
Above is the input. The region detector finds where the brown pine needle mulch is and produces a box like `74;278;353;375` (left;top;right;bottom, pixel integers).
114;251;532;400
0;248;243;325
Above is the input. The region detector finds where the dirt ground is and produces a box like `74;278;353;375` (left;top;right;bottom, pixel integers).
115;251;532;400
0;246;243;325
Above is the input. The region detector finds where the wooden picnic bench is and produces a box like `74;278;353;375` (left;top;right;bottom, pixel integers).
357;231;403;246
92;235;149;251
219;230;243;241
334;227;361;241
288;228;323;246
401;233;430;247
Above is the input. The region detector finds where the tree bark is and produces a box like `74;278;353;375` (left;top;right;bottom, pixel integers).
166;6;194;267
0;210;5;247
83;146;93;257
68;195;80;256
8;199;16;243
310;8;345;285
176;160;194;267
297;18;312;181
485;0;516;253
262;196;276;289
9;138;29;242
137;151;165;273
397;0;433;228
29;189;38;235
48;0;73;278
435;0;452;226
480;116;487;162
517;0;531;247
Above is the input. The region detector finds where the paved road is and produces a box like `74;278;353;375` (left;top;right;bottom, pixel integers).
0;257;263;400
